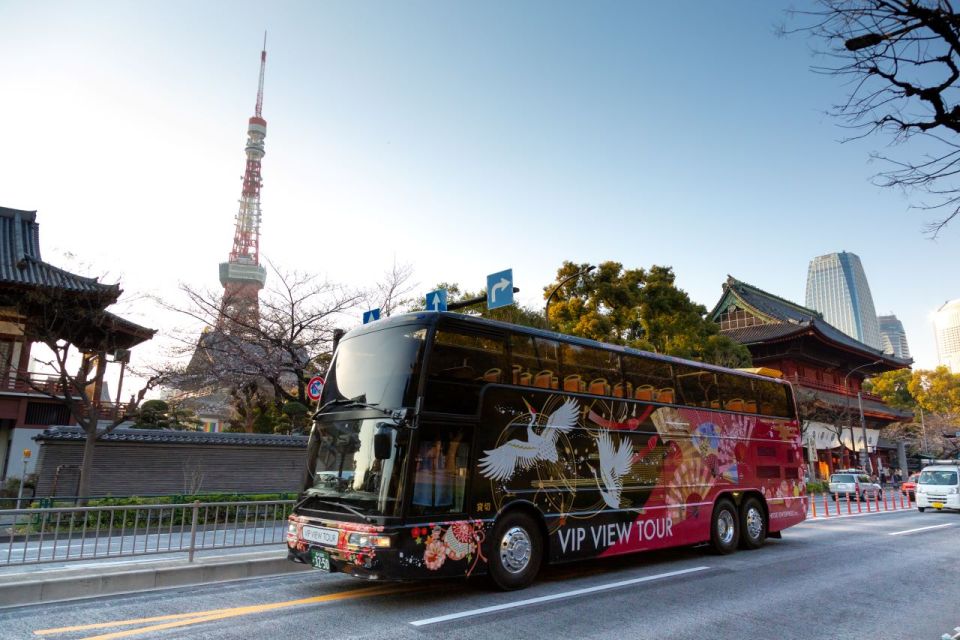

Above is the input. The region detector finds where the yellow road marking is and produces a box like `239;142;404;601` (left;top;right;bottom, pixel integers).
34;583;420;639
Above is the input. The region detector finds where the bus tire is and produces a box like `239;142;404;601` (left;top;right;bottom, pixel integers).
488;511;543;591
738;496;766;550
710;498;739;555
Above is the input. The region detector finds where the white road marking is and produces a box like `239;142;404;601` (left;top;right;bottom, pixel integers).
888;523;954;536
409;566;710;627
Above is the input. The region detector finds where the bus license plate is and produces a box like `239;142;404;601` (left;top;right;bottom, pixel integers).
311;549;331;572
932;502;944;509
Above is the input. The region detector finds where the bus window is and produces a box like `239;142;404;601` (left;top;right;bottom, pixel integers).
424;329;505;413
719;373;756;412
560;343;620;396
676;366;718;408
622;355;673;402
511;335;560;390
756;380;790;418
410;422;472;516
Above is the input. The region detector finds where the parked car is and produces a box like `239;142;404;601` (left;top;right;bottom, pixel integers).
900;472;920;500
916;464;960;513
829;471;882;501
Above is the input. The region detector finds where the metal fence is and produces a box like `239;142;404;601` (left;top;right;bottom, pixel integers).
0;499;295;567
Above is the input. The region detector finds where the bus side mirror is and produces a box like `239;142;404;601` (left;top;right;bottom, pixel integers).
374;423;394;460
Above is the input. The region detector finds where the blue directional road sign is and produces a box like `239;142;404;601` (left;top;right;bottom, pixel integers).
362;308;381;324
425;289;448;312
486;269;514;310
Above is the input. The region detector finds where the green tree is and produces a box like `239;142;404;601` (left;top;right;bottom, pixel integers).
865;369;916;410
133;399;202;431
545;261;752;367
909;366;960;419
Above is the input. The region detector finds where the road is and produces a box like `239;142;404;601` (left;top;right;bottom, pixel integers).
2;508;958;639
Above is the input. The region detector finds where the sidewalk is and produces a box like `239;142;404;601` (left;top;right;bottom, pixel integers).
0;548;309;609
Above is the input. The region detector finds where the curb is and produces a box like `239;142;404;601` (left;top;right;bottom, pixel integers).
0;551;310;609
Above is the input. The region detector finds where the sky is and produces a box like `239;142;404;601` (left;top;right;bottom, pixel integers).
2;0;957;387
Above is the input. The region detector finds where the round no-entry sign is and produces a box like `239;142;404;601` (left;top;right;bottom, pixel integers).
307;376;325;400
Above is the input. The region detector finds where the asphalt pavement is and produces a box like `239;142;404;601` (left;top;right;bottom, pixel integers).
1;507;958;639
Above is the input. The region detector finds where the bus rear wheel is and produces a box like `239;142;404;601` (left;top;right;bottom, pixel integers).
488;511;543;591
738;496;766;550
710;498;739;555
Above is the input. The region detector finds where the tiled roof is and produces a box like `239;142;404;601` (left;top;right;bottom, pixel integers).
716;277;912;368
0;206;119;296
34;426;308;448
722;323;810;344
799;387;914;421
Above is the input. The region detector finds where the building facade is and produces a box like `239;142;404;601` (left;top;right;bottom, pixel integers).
878;314;911;360
711;277;912;479
0;206;154;482
933;299;960;374
805;252;882;350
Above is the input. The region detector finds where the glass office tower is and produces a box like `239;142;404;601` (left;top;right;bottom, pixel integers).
933;299;960;374
805;252;882;350
878;314;911;360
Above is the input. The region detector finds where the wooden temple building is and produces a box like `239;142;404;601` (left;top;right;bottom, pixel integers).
709;276;913;479
0;206;154;483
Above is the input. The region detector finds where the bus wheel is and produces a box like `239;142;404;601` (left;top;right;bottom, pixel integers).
738;497;766;550
489;511;543;590
710;498;739;555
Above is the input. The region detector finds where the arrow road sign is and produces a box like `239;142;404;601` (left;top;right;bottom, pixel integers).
486;269;514;310
426;289;448;312
363;308;381;324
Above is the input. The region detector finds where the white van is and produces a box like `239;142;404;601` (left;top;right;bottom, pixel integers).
915;463;960;512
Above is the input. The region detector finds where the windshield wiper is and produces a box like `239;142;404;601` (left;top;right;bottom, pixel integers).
313;396;387;419
303;496;373;522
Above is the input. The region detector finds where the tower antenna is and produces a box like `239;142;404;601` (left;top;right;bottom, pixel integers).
255;32;267;118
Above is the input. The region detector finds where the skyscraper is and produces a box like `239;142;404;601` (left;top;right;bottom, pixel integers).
805;251;882;350
878;314;911;360
933;299;960;374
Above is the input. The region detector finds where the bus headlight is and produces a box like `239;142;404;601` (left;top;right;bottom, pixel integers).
348;533;391;548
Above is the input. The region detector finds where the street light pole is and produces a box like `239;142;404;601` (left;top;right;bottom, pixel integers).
544;265;596;324
842;359;882;472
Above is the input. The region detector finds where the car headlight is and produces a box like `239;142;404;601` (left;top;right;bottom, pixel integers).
288;522;298;535
347;532;391;548
948;487;959;495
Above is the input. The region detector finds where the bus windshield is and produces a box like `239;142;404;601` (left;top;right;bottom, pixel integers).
305;417;408;517
322;324;427;409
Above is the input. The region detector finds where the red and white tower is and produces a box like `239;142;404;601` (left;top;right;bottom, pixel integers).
218;39;269;333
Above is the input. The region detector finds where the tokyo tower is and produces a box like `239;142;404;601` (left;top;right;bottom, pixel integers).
218;38;268;334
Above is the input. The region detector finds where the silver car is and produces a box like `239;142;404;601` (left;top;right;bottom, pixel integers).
829;472;883;501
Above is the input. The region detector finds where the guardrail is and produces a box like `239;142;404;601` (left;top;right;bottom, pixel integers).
0;491;297;510
0;499;295;567
807;490;913;518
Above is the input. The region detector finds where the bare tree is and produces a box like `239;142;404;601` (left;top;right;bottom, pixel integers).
160;264;362;419
794;388;854;476
366;259;417;317
791;1;960;235
14;288;160;501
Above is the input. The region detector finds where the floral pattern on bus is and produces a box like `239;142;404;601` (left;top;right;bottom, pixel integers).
408;520;488;576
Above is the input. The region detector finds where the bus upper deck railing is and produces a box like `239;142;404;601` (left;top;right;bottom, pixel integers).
0;499;295;567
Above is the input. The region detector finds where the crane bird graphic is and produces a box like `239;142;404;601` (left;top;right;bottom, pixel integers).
478;398;580;482
588;431;634;509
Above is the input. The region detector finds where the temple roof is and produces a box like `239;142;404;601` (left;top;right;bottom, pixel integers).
0;206;119;296
710;276;912;370
34;425;307;448
1;206;155;350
